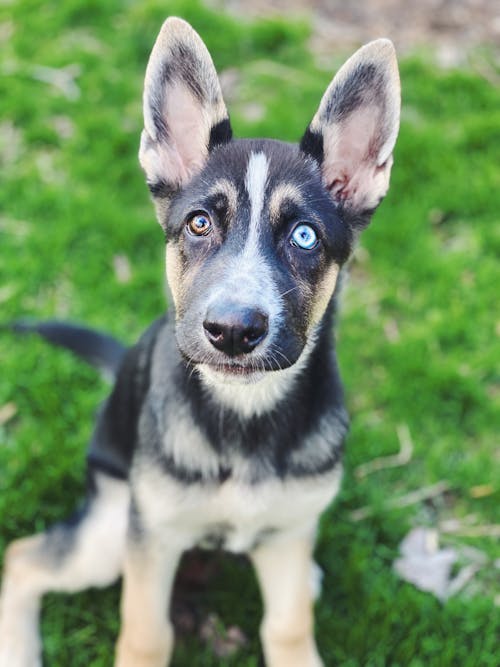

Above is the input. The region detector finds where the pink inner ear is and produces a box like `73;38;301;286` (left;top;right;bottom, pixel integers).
160;82;210;184
322;106;392;211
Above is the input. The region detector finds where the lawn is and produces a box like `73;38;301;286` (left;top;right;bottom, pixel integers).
0;0;499;665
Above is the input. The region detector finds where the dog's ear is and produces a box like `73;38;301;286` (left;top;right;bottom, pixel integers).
300;39;400;225
139;17;231;213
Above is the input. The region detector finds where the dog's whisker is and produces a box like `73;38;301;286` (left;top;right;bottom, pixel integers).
279;286;299;299
269;345;291;369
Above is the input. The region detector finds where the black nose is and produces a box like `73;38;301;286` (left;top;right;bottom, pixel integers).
203;303;269;356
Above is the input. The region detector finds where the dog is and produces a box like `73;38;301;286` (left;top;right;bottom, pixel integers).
0;17;400;667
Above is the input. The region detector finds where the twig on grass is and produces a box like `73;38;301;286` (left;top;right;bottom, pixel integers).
440;523;500;539
350;480;451;521
354;423;414;479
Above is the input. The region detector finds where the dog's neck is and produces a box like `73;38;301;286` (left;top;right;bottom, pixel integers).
163;305;346;477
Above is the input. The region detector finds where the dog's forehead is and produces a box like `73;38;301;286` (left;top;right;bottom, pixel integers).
169;137;351;262
201;139;322;212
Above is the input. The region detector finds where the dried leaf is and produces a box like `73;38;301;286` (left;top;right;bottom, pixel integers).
393;527;484;601
383;318;400;342
394;527;457;600
31;64;81;100
469;484;495;498
0;402;17;425
112;254;132;284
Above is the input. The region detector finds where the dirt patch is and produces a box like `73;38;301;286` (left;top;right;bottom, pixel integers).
212;0;499;67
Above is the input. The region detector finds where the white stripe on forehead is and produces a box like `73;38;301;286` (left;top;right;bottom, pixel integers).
207;150;283;363
244;151;269;256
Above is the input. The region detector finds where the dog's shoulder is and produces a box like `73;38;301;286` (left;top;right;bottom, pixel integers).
87;314;170;478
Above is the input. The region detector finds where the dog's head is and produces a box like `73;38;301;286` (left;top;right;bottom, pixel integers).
139;18;400;385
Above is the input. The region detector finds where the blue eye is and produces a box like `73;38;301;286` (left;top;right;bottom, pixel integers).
291;224;318;250
187;213;212;236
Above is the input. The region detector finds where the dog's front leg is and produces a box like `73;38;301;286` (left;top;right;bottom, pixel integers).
115;537;182;667
251;533;323;667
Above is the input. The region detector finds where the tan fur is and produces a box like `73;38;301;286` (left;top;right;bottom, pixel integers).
152;197;170;227
308;262;339;330
268;183;304;222
0;474;128;667
209;178;239;219
0;537;44;667
165;243;182;309
116;547;179;667
252;536;323;667
2;535;46;593
169;247;216;319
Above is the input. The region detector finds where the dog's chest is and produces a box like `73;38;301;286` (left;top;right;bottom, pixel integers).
134;463;342;553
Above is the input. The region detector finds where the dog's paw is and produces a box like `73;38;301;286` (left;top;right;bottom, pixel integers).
0;603;41;667
114;650;168;667
0;583;42;666
0;626;42;667
269;653;323;667
115;637;172;667
263;635;324;667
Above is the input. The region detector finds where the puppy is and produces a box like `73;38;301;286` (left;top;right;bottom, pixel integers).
0;17;400;667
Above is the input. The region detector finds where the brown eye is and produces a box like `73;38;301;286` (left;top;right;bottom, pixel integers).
186;213;212;236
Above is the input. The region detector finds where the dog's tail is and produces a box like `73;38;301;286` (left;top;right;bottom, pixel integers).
5;320;126;380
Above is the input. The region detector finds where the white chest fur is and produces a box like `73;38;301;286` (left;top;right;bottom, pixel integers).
133;463;343;553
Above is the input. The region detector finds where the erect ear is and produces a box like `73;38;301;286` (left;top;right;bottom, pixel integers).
300;39;400;222
139;17;232;215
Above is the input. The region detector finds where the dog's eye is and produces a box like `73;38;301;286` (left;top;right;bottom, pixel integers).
290;224;318;250
186;213;212;236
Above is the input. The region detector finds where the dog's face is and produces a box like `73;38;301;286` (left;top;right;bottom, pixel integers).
161;139;352;380
139;18;400;383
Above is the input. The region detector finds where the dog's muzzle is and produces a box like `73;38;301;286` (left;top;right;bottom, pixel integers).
203;302;269;357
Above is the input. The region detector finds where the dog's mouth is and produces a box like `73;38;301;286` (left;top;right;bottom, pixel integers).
176;320;305;383
196;360;279;379
215;363;257;376
178;339;304;384
191;361;267;387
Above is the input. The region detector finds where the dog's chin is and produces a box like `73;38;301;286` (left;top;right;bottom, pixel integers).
197;362;267;386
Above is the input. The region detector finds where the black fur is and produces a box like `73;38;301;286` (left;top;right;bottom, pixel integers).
158;43;207;104
208;117;233;151
86;317;166;479
299;125;324;165
147;178;177;200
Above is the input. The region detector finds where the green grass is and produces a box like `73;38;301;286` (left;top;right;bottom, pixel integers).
1;0;499;665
